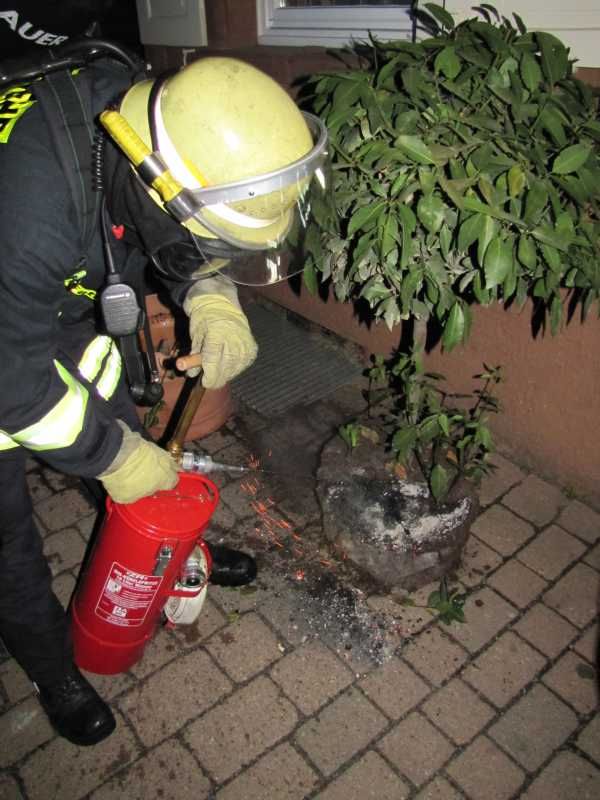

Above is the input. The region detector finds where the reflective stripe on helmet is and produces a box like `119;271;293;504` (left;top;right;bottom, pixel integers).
12;360;88;451
95;341;122;400
0;430;19;451
78;335;112;383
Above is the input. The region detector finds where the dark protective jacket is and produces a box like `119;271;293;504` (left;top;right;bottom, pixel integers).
0;60;166;478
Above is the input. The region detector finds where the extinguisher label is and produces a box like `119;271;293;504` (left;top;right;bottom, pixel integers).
95;562;163;627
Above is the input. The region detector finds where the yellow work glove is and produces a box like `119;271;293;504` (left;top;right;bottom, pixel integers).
183;293;258;388
97;422;179;504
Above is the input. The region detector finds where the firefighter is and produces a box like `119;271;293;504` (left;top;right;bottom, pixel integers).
0;49;329;747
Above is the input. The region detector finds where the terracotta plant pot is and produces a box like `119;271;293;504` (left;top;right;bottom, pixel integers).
136;293;233;442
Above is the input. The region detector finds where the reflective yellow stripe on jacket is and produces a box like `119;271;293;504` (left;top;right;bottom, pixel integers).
0;337;122;453
0;360;88;452
78;335;122;401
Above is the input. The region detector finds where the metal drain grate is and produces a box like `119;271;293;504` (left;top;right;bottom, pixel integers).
231;304;363;416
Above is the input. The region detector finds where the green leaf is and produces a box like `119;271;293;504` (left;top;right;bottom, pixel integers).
517;235;537;269
477;215;498;266
417;194;445;234
425;3;455;30
458;213;483;252
438;413;450;436
333;77;364;108
390;172;408;197
380;212;399;259
395;135;436;165
462;196;521;226
484;238;513;289
430;464;449;503
537;31;569;86
347;201;386;236
303;261;319;295
530;225;569;252
503;256;518;300
392;426;417;457
540;243;562;274
507;165;526;198
442;302;465;351
552;144;592;175
523;180;548;225
398;204;417;268
513;12;527;35
520;52;542;93
435;46;461;80
439;224;452;260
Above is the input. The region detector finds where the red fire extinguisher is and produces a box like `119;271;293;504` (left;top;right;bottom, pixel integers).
71;471;218;675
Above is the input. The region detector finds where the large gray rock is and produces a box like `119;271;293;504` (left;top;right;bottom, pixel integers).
316;426;479;591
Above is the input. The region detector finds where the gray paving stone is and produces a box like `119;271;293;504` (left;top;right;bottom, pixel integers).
488;559;548;608
185;676;297;784
456;535;503;588
421;678;496;745
216;742;318;800
414;776;464;799
84;669;136;702
522;751;600;800
295;688;387;777
42;527;87;576
446;735;525;799
0;771;24;799
470;505;535;556
0;660;34;706
34;489;96;532
377;711;454;787
503;476;567;527
448;587;518;654
514;603;578;659
118;649;232;747
271;639;354;715
89;738;211;800
206;611;283;682
0;697;54;768
572;624;599;664
51;572;76;609
557;500;600;543
402;626;469;686
315;750;410;800
128;628;179;679
19;711;139;800
462;631;547;708
542;650;598;714
359;655;430;720
478;453;526;507
26;472;53;505
488;684;578;771
517;525;587;580
577;714;600;764
543;563;599;628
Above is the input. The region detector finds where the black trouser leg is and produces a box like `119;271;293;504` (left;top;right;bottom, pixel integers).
0;448;72;686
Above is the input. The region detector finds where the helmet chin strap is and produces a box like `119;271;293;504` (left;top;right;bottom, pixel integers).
150;75;278;230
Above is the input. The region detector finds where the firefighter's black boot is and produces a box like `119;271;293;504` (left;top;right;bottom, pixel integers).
35;666;116;746
207;544;257;587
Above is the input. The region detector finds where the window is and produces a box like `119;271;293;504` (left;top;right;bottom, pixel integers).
256;1;414;47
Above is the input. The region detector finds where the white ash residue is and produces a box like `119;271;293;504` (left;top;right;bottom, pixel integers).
289;571;399;665
325;478;471;552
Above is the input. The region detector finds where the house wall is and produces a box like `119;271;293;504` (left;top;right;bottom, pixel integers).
144;1;600;506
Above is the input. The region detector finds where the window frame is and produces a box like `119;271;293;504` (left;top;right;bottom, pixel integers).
256;1;415;47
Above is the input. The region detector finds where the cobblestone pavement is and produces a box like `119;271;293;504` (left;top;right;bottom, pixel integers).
1;378;598;800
